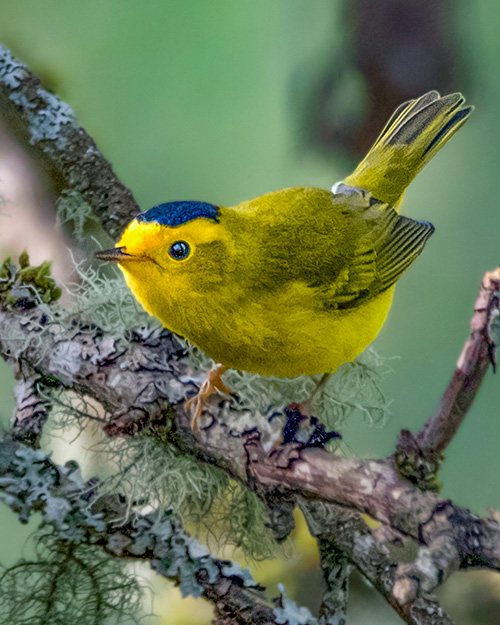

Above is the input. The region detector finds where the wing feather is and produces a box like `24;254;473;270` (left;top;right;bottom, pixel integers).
319;188;434;310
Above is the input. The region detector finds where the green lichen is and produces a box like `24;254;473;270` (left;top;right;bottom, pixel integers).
96;436;281;561
217;347;392;433
43;385;281;560
64;258;156;335
57;190;96;242
313;348;393;429
0;251;62;310
0;533;143;625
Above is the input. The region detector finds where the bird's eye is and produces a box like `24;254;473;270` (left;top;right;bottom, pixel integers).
169;241;191;260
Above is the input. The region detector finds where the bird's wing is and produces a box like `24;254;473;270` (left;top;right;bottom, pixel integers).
319;187;434;310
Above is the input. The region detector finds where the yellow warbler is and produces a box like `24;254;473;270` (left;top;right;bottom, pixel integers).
96;91;472;421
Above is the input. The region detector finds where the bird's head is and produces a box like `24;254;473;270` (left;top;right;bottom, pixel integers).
95;201;232;326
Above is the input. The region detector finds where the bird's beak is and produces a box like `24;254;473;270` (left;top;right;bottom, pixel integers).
94;247;133;263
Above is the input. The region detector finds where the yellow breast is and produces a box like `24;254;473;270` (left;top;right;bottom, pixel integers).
138;274;396;378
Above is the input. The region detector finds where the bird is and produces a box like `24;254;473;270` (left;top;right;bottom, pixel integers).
95;91;472;429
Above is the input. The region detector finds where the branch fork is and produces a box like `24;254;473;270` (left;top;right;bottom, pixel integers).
1;43;499;625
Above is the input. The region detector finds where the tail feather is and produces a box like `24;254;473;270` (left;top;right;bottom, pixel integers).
343;91;473;208
371;90;440;151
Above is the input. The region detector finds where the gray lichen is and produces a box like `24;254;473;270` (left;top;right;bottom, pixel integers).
0;44;29;88
0;432;275;620
0;44;140;240
0;434;105;534
274;583;316;625
0;46;76;147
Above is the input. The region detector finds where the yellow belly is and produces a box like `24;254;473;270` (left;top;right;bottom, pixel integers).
122;265;395;378
182;284;396;378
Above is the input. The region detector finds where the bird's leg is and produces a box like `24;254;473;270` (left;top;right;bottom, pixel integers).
185;363;229;432
310;372;332;401
288;372;331;419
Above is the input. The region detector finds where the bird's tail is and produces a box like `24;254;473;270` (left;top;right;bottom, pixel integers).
343;91;473;208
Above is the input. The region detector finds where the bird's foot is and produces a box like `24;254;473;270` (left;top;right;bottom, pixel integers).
185;363;229;432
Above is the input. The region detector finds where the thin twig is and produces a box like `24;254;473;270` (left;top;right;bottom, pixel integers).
394;268;500;491
416;268;500;454
0;41;498;625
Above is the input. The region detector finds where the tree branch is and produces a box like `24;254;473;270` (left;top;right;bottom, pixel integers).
0;432;313;625
302;502;456;625
395;267;500;490
1;276;499;614
1;41;499;625
416;267;499;454
0;44;139;239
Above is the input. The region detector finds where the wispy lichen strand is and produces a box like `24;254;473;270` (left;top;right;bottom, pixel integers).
0;433;306;624
0;533;143;625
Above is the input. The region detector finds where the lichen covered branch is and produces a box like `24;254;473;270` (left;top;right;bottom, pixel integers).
1;285;499;616
0;44;139;239
302;502;456;625
0;432;310;625
1;41;499;625
395;267;500;491
416;267;500;455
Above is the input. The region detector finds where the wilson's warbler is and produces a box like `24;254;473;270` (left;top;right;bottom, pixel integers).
96;91;472;424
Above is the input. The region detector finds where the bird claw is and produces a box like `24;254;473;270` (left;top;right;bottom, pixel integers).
184;364;229;432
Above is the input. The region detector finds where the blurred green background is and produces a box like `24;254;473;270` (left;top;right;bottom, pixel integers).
0;1;499;623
